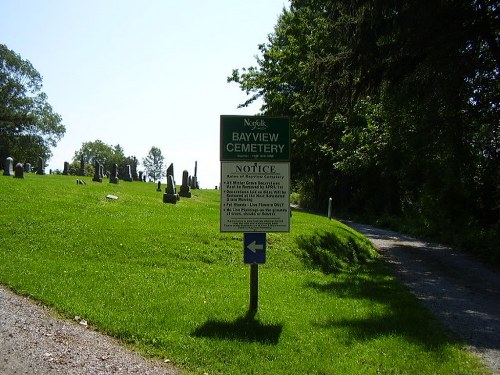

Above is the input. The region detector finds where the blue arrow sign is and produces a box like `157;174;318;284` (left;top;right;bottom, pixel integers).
244;233;266;264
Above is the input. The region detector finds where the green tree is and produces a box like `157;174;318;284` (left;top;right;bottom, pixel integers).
73;140;114;172
72;140;130;176
230;0;499;257
0;44;65;165
142;147;165;182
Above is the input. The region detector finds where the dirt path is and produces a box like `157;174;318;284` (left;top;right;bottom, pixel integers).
343;221;500;374
0;286;180;374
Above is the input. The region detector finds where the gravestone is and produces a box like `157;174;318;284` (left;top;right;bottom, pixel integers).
76;179;86;185
132;157;139;181
110;164;119;184
191;161;198;189
14;163;24;178
123;165;133;182
156;181;162;192
92;160;102;182
139;171;143;182
63;162;69;175
166;163;174;182
99;163;105;179
36;157;45;175
24;163;31;173
3;157;14;176
78;155;85;176
163;175;178;204
179;170;191;198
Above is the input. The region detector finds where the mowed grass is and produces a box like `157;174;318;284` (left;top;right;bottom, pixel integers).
0;174;486;374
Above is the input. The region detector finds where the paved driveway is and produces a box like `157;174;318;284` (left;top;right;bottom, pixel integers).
344;221;500;374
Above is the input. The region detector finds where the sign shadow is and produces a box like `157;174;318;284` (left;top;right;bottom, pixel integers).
191;310;283;345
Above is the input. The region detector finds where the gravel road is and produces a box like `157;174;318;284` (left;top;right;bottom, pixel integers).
1;221;499;374
344;221;500;374
0;286;180;374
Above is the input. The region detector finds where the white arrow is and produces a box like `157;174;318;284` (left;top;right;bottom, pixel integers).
247;240;264;253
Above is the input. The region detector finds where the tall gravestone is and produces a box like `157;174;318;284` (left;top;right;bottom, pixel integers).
191;161;198;189
179;170;191;198
139;171;143;182
78;155;85;176
36;157;45;175
3;157;14;176
63;162;69;175
92;160;102;182
123;165;133;182
163;163;178;203
24;163;31;173
132;157;139;181
166;163;174;183
163;175;178;204
99;163;105;179
110;164;119;184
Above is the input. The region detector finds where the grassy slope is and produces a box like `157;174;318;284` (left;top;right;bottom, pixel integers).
0;175;485;374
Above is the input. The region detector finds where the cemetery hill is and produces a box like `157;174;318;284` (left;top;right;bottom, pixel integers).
0;174;486;374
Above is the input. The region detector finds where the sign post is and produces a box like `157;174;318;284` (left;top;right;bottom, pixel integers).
220;115;290;312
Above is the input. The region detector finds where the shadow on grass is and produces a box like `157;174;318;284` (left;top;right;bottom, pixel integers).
296;230;377;274
191;310;283;345
306;262;459;349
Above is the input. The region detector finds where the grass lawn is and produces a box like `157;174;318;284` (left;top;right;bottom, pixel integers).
0;174;486;374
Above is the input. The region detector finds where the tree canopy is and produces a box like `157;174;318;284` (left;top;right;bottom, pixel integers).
0;44;65;164
230;0;499;258
72;140;129;176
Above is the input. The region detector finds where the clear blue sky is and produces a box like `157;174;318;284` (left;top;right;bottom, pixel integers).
0;1;287;188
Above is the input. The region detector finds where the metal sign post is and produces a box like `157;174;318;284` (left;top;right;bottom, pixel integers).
220;115;290;312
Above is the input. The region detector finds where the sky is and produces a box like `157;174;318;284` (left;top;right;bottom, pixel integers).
0;1;288;188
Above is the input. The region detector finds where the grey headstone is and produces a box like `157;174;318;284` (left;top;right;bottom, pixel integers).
92;160;102;182
110;164;119;184
179;170;191;198
78;155;85;176
3;157;14;176
166;174;176;195
166;163;174;181
163;175;178;204
63;162;69;175
132;157;139;181
123;165;133;182
36;157;45;175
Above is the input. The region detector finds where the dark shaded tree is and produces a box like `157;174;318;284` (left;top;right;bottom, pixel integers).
230;0;499;258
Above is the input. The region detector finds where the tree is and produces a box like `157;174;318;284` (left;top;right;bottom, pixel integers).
72;140;130;176
230;0;499;257
0;44;65;164
142;147;165;182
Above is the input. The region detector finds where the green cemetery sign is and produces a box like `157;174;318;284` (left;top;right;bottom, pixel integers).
220;115;291;233
220;116;290;161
